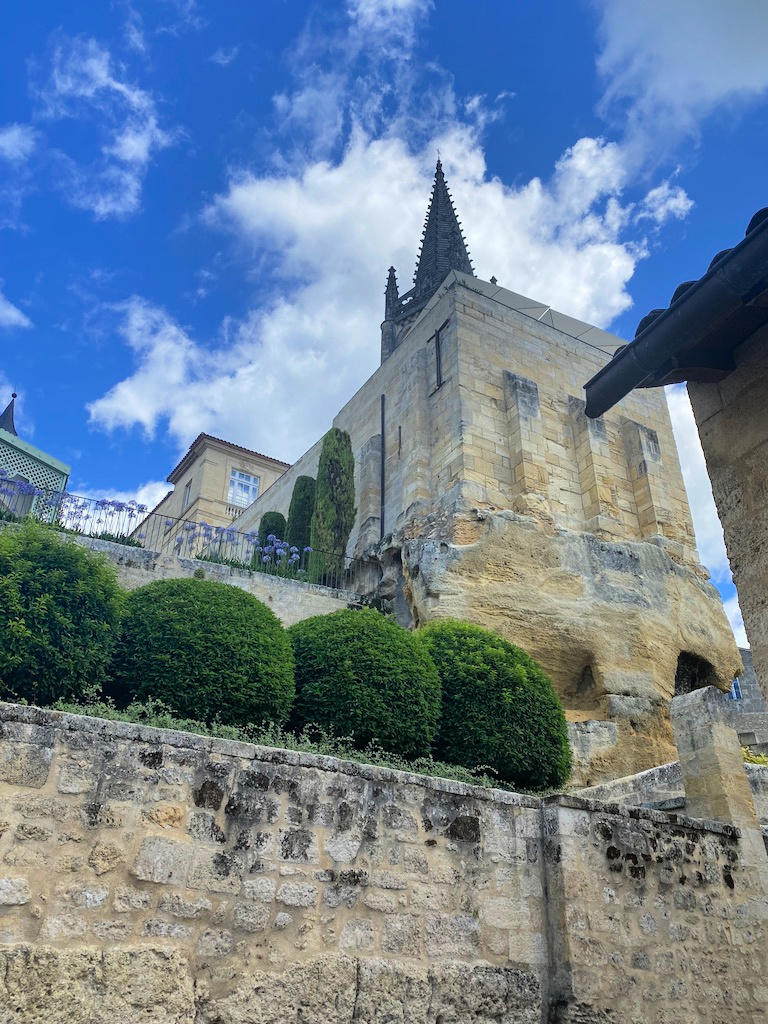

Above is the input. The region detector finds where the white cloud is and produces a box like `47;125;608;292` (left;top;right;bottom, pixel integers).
594;0;768;148
0;288;32;329
123;6;147;53
209;46;239;67
636;180;694;226
347;0;431;48
37;35;176;219
0;124;38;163
75;479;171;513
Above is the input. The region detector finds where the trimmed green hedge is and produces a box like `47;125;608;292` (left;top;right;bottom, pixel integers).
417;620;570;790
289;608;440;758
258;511;287;548
286;476;316;553
107;578;294;727
0;522;123;705
310;428;355;565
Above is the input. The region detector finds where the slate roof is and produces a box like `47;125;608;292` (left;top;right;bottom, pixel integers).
0;394;17;436
584;207;768;418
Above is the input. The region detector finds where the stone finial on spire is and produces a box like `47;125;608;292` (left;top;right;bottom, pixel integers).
0;393;17;437
384;266;399;321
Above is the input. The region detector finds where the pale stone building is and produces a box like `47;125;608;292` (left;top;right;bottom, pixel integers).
0;393;70;518
146;433;289;554
585;206;768;702
235;162;739;778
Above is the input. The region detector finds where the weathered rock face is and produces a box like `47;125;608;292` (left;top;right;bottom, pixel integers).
378;503;741;782
0;702;767;1024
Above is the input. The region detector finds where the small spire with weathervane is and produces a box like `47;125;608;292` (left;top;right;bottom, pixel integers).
0;393;18;437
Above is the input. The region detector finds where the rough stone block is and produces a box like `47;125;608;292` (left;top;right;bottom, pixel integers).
0;877;30;905
132;837;193;886
188;850;245;894
277;882;317;908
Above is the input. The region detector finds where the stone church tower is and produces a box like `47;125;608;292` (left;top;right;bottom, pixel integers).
236;161;740;781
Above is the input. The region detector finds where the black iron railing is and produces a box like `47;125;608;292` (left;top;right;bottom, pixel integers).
0;473;361;592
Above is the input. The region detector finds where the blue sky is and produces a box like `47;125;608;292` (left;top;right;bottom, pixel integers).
2;0;768;644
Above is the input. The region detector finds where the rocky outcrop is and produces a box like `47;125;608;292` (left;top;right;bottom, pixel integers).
376;502;741;781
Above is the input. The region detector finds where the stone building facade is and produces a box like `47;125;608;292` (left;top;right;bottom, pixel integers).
234;163;739;779
146;433;289;553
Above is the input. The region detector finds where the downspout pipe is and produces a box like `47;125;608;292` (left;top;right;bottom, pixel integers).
584;213;768;419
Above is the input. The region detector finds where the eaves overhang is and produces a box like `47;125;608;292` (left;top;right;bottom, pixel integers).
584;207;768;419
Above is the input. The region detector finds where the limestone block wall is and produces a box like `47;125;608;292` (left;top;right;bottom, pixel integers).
0;703;766;1023
544;795;768;1020
74;535;355;626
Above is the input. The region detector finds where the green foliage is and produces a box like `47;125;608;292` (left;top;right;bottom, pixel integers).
285;476;316;552
53;697;512;789
743;747;768;766
93;531;143;548
106;578;294;728
0;521;123;705
289;608;440;759
257;511;287;548
310;428;355;575
417;620;571;790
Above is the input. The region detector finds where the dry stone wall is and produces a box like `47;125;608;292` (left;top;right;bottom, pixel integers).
0;702;766;1022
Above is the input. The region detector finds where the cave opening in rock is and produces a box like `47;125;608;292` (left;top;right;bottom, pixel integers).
674;652;717;696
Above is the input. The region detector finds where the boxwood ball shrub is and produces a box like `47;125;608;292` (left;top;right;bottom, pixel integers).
0;521;123;706
417;620;570;790
289;608;440;759
107;578;294;727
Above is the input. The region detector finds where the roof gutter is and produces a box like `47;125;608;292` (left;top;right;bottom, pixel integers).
584;214;768;418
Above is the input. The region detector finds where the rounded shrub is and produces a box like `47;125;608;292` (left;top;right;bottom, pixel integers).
289;608;440;759
416;620;570;790
258;511;287;548
107;578;294;727
0;521;123;705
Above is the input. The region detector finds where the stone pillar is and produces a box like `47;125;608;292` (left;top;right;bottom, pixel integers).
621;417;673;541
354;434;382;553
400;348;432;512
568;396;622;534
503;372;548;499
688;329;768;700
670;686;761;829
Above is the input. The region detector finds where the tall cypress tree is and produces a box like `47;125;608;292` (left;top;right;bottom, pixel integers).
310;428;355;581
286;476;316;553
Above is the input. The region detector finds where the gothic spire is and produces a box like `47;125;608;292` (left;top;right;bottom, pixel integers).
384;266;399;321
0;393;17;436
412;159;474;303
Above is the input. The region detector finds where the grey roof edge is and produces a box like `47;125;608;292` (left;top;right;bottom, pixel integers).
584;207;768;418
